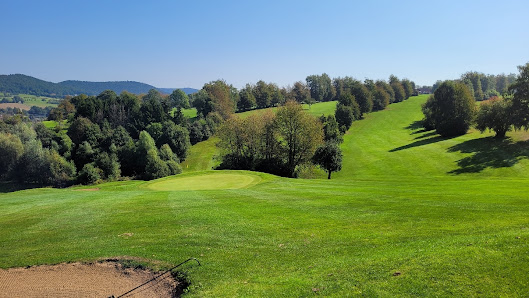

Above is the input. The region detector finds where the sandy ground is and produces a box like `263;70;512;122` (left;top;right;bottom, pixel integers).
0;262;178;297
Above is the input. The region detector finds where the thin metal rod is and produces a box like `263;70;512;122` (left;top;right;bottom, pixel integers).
114;258;200;298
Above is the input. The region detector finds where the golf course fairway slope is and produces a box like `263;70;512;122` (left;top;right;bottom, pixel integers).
1;95;529;297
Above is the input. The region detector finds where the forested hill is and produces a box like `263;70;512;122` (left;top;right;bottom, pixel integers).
58;80;158;96
0;74;197;97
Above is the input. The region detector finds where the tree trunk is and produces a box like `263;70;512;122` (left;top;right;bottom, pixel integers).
327;171;331;179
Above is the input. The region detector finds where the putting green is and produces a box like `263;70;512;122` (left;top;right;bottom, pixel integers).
146;171;263;191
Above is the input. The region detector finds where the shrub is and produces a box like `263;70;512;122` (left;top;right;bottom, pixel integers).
78;163;103;185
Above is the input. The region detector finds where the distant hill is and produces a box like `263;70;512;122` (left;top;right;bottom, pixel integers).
0;74;77;97
0;74;197;97
157;87;198;95
58;80;157;96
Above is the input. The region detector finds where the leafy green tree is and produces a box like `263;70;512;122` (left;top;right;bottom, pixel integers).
136;130;157;172
44;150;76;186
254;80;272;109
421;95;436;131
144;148;169;180
320;115;342;143
401;79;414;99
145;122;163;144
427;81;477;137
312;142;342;179
159;121;190;161
77;163;102;185
376;80;395;103
0;133;24;178
238;84;256;111
306;73;335;102
372;87;390;111
67;117;101;147
350;82;373;115
169;89;190;109
336;93;361;121
508;62;529;130
203;80;235;119
476;97;512;138
391;81;406;103
291;81;311;104
335;104;354;132
276;101;324;177
95;151;121;180
192;89;213;117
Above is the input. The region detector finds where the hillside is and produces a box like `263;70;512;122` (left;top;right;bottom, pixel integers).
1;95;529;296
0;74;197;97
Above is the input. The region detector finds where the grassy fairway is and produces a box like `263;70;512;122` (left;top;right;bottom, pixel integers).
1;96;528;296
237;101;337;118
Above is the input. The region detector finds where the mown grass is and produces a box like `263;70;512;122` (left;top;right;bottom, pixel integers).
1;95;528;296
237;101;337;119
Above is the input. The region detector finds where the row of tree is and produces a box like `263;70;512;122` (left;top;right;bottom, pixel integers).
422;63;529;139
189;75;416;117
432;72;517;101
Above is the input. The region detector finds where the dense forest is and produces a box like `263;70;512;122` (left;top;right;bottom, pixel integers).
0;74;197;97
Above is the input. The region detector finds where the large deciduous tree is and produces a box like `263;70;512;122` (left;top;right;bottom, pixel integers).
276;101;323;177
476;97;512;138
426;81;477;137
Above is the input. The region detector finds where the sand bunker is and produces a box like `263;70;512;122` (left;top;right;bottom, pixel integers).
0;261;179;297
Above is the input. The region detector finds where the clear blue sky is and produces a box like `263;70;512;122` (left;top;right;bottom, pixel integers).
1;0;528;89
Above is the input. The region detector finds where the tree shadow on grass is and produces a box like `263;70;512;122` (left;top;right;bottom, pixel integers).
0;182;40;193
405;120;430;135
447;137;529;174
389;135;452;152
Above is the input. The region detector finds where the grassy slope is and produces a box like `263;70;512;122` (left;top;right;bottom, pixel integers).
237;101;337;118
1;96;529;296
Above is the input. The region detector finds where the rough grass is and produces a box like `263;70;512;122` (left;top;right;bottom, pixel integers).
1;95;529;296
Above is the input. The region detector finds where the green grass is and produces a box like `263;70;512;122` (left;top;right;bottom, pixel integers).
1;94;60;108
237;101;337;118
183;107;198;118
145;171;263;191
181;137;220;172
1;95;529;296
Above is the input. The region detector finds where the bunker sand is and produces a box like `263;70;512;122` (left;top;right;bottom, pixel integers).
0;262;177;297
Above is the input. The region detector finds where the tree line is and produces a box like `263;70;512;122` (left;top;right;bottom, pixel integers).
422;62;529;139
1;71;417;186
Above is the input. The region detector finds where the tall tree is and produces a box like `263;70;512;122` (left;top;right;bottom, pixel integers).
169;89;190;109
509;62;529;129
237;84;256;112
203;80;235;119
254;80;272;109
426;81;477;137
276;101;323;177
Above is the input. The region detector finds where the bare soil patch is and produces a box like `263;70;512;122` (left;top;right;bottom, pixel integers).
0;261;179;297
0;103;30;110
